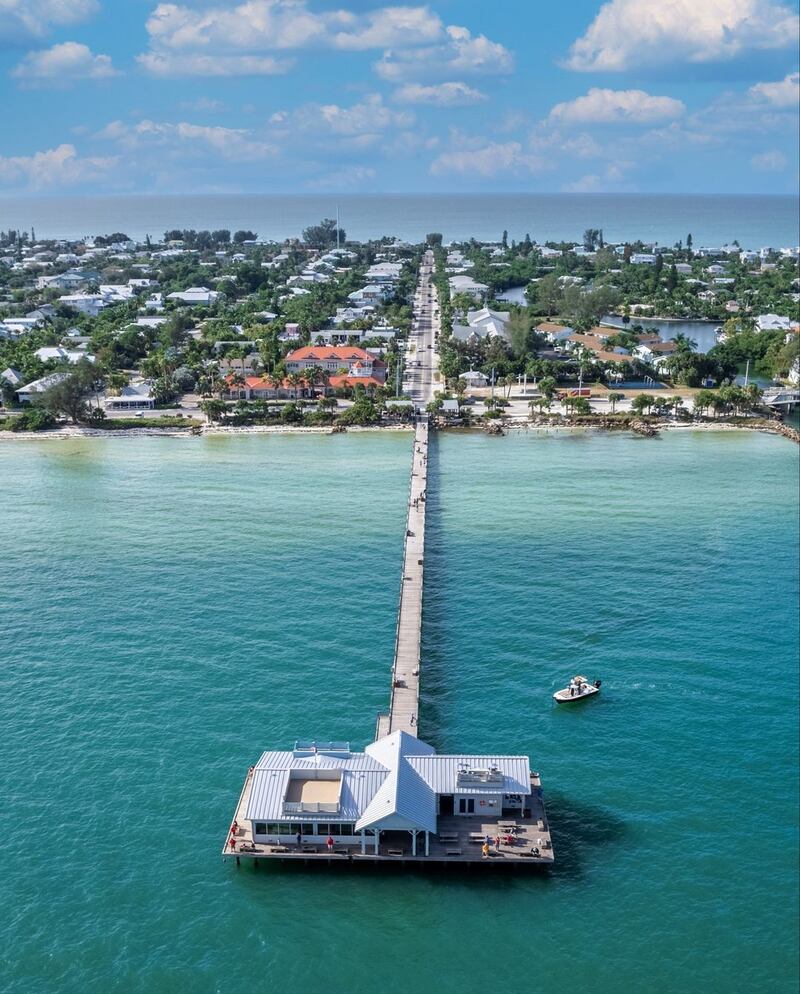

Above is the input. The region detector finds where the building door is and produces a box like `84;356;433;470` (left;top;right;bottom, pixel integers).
439;794;454;816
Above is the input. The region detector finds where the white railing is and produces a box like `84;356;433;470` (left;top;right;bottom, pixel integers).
283;801;339;814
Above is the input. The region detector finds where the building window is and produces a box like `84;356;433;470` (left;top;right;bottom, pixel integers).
255;823;267;835
458;798;475;814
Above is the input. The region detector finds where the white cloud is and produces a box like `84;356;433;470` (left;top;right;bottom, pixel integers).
393;81;486;106
144;0;443;51
272;94;413;137
179;97;225;112
564;0;799;71
0;0;98;45
0;143;116;189
98;119;276;161
137;3;511;81
330;6;443;50
562;162;634;192
11;42;119;84
549;88;685;125
375;25;513;81
307;165;377;189
751;149;788;171
430;139;545;178
748;72;800;107
137;52;293;76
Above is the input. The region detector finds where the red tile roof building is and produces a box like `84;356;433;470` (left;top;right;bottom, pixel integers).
285;346;387;383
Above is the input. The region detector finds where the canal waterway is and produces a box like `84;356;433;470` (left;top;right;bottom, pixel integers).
1;429;797;994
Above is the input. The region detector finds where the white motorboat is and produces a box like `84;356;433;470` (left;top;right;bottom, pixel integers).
553;675;601;703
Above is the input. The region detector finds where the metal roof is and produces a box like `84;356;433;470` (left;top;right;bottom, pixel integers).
356;731;437;834
244;738;531;828
407;755;531;796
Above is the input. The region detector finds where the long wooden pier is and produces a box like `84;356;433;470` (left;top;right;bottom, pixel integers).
376;418;429;739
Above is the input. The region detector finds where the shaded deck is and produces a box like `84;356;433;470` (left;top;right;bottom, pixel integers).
223;772;553;866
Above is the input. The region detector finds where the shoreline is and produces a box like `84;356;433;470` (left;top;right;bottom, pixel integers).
1;419;797;443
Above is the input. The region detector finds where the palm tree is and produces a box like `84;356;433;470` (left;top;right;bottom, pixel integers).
285;372;304;399
607;391;625;414
673;333;697;353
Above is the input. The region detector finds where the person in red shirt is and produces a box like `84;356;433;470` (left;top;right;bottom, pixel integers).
326;835;334;851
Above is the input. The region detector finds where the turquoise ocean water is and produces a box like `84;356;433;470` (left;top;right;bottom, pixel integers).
0;193;797;247
1;429;798;994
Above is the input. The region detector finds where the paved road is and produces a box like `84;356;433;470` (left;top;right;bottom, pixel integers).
403;249;440;408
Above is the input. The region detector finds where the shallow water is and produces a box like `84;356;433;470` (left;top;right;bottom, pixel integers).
1;430;798;994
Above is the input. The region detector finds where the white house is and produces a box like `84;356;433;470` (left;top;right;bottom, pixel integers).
16;372;70;404
452;307;510;344
103;383;155;411
348;284;392;305
58;293;110;317
167;287;219;306
459;370;489;388
33;347;95;365
449;275;489;301
756;313;799;332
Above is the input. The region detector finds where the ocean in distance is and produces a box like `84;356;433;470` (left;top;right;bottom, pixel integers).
1;193;798;249
1;428;798;994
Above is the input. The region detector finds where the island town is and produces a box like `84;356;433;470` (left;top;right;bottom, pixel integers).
0;219;798;438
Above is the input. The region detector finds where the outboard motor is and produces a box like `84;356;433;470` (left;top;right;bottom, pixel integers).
594;679;602;688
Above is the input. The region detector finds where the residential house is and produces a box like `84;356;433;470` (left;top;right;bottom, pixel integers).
224;376;313;401
103;383;155;411
33;347;95;364
756;313;799;332
58;293;110;317
285;346;387;383
535;321;574;344
167;287;220;306
348;284;393;305
459;370;489;388
16;372;70;404
448;275;489;301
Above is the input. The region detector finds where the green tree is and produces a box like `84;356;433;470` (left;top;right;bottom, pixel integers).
36;360;98;424
302;219;345;249
631;393;656;415
607;391;625;413
538;375;558;401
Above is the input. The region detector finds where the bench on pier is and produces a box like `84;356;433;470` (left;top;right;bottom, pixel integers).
301;845;319;853
445;849;462;857
387;848;404;856
438;833;459;843
468;833;487;843
269;846;290;853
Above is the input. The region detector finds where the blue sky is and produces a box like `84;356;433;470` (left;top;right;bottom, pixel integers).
0;0;798;196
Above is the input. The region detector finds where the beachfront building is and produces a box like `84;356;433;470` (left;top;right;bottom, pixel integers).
16;372;70;404
243;731;532;856
285;346;387;383
103;384;155;411
224;376;313;401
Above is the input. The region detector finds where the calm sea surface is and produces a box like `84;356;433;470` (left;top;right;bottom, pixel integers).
1;430;798;994
1;193;797;248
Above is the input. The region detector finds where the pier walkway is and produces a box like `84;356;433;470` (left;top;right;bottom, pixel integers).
376;417;428;739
